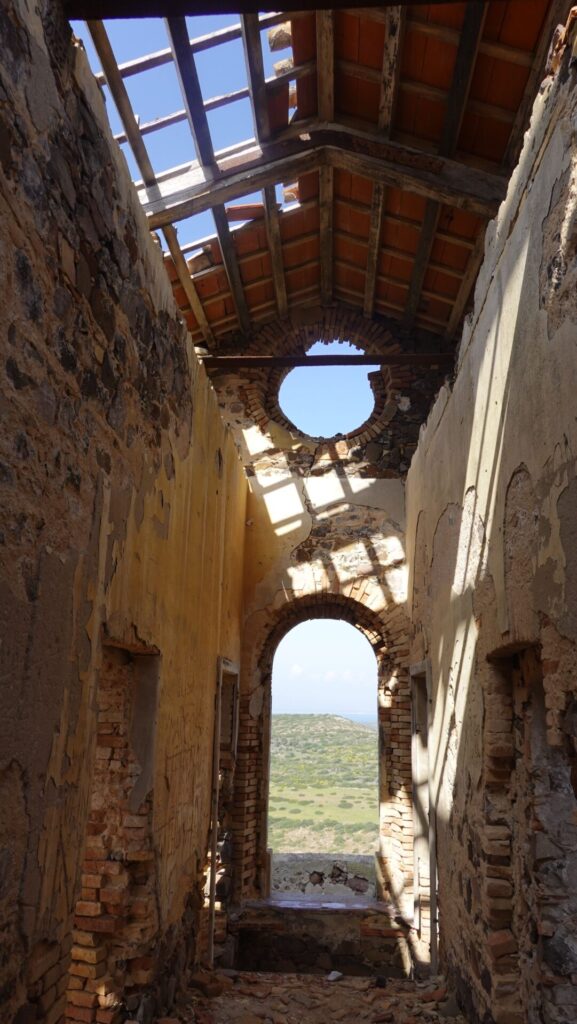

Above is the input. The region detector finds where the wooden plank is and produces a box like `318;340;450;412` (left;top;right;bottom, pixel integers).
241;16;287;317
367;8;403;317
316;11;334;305
378;6;404;132
212;206;251;334
363;183;385;318
163;225;215;343
68;0;494;17
166;16;216;171
263;185;288;318
201;353;454;369
446;1;573;340
87;21;156;188
241;14;270;143
92;14;287;84
403;2;487;328
319;165;334;305
144;129;506;227
87;22;215;345
167;16;251;333
316;11;334;122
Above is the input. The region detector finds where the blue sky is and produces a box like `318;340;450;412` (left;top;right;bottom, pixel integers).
272;619;378;717
72;17;381;715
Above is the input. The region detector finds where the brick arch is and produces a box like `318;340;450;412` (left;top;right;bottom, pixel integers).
231;590;415;916
216;306;415;446
259;593;390;675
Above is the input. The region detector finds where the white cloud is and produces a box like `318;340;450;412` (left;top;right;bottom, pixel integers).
289;663;304;677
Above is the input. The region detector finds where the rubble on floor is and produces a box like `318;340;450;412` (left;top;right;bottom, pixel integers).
154;970;469;1024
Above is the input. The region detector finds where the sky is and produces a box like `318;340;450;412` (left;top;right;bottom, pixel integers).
272;619;378;717
72;16;381;716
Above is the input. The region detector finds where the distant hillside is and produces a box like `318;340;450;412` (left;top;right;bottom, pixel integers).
268;714;379;854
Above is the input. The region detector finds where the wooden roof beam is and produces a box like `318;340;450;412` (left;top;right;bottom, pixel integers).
316;11;334;305
365;7;404;318
241;15;288;319
92;13;287;84
144;129;507;228
166;16;251;334
86;21;213;345
67;0;495;17
403;1;487;328
445;0;574;338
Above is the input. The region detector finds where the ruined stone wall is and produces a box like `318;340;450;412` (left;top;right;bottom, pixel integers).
405;46;577;1024
0;3;247;1021
211;310;416;932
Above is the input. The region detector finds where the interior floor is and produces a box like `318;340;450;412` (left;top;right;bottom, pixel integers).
176;970;465;1024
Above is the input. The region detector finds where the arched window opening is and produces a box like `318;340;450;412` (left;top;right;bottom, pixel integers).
268;618;379;902
278;340;379;439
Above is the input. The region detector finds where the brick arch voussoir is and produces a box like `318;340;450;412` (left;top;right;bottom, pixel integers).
216;306;410;446
258;593;392;682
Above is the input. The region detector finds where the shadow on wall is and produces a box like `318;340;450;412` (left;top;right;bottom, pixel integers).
405;59;577;1024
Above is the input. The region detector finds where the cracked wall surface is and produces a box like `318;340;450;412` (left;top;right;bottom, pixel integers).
0;3;247;1020
405;44;577;1024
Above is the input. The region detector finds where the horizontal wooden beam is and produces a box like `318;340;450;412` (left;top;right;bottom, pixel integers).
93;13;285;83
144;127;506;228
200;353;454;369
67;0;495;17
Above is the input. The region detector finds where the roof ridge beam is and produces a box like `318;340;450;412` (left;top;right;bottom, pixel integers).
144;131;505;228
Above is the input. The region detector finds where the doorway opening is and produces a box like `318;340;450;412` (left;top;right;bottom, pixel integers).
268;618;379;902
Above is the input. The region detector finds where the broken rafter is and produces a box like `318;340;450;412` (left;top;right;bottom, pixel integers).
200;353;454;369
403;1;487;328
86;21;213;345
166;16;251;334
241;15;288;319
144;128;506;229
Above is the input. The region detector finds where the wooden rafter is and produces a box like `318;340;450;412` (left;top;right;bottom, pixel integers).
503;0;573;168
377;6;404;133
241;14;288;318
403;2;487;328
166;16;251;334
143;128;506;229
446;0;573;337
92;13;286;84
86;21;213;345
316;11;334;305
365;6;404;318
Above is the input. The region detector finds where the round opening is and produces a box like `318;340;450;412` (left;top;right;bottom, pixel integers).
278;340;379;438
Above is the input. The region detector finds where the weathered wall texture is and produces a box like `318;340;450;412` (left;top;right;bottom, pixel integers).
405;50;577;1024
0;3;247;1021
211;312;417;931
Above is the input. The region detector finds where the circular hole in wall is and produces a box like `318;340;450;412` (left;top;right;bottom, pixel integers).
278;340;379;438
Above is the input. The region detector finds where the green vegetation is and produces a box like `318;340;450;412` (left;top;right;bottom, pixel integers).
268;714;378;854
